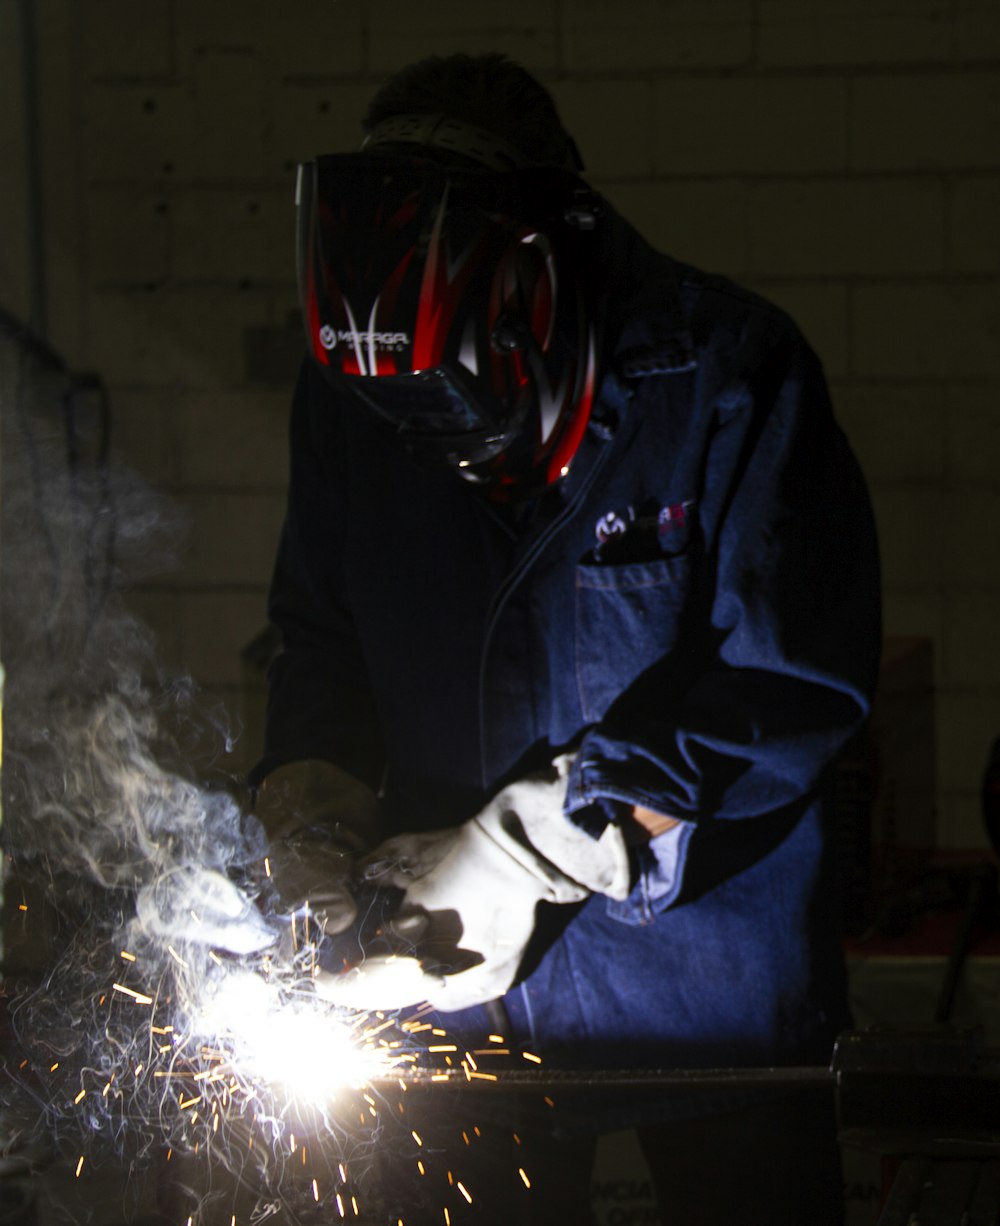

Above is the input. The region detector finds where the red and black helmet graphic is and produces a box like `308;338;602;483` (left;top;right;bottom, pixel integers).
296;153;601;494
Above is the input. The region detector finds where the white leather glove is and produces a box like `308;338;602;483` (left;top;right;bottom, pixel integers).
314;755;629;1012
254;759;379;939
135;864;276;955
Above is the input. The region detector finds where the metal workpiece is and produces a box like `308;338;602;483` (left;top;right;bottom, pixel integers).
832;1025;1000;1159
371;1062;835;1094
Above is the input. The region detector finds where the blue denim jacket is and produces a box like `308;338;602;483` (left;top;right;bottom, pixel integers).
258;215;881;1073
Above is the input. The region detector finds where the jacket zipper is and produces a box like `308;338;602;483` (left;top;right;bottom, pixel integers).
476;410;624;790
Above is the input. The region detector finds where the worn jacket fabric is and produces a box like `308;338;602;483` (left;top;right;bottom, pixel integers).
257;212;881;1076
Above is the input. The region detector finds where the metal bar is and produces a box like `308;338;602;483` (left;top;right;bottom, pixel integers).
372;1065;836;1092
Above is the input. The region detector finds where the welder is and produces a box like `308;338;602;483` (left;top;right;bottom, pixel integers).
243;53;880;1225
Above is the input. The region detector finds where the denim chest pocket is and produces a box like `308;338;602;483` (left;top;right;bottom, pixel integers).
574;554;691;722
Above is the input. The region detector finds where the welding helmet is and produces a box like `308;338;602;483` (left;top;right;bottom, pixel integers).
295;122;603;496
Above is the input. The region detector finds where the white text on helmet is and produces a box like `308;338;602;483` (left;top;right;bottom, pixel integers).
319;326;410;351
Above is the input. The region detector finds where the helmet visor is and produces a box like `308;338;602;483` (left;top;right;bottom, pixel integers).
347;368;516;469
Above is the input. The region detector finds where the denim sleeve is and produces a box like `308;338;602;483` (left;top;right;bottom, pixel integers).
249;362;384;790
564;332;881;911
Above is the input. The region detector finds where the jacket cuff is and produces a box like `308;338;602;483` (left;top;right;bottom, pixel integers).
564;752;695;924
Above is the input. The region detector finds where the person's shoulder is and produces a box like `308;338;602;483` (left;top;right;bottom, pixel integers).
600;208;803;362
670;258;805;356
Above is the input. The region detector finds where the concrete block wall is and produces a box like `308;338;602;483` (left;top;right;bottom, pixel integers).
4;0;1000;845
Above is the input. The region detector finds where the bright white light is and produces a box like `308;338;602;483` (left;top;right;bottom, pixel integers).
196;971;389;1104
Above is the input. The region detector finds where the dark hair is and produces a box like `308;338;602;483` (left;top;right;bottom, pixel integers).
362;53;575;168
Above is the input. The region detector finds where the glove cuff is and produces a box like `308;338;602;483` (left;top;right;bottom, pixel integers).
475;756;631;903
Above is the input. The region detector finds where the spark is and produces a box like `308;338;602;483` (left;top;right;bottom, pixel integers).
112;983;153;1005
518;1167;531;1188
120;950;136;962
522;1051;542;1064
75;1155;84;1178
457;1181;472;1204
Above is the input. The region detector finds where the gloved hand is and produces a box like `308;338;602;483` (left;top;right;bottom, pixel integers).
314;755;629;1012
254;759;380;941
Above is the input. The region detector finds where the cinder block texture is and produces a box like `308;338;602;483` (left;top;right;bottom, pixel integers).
950;175;1000;273
562;0;755;71
950;492;1000;586
84;52;270;185
853;283;1000;379
653;77;849;176
109;390;183;489
550;80;653;178
271;81;375;173
953;0;1000;59
84;83;198;184
172;0;365;78
84;287;271;388
177;590;272;688
170;187;295;285
87;188;172;287
946;593;1000;688
748;178;946;278
743;281;850;377
173;491;286;587
947;383;1000;484
832;383;947;485
109;386;291;492
880;591;947;678
0;0;28;323
367;0;559;73
171;389;291;490
601;180;748;275
938;793;991;851
868;488;949;589
937;689;1000;794
81;0;172;78
759;0;952;67
851;72;1000;172
187;51;270;182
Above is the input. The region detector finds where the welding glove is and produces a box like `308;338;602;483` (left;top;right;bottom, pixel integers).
254;759;380;939
314;755;630;1013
